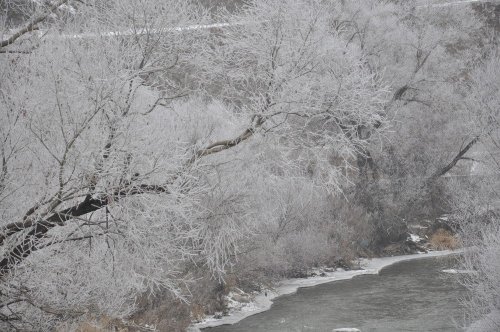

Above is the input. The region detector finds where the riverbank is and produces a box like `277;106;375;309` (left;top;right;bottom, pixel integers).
189;249;463;331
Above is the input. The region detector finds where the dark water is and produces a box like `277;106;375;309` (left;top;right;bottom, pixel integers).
206;256;467;332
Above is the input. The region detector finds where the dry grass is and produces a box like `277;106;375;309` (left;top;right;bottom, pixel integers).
62;296;191;332
56;316;128;332
430;228;459;250
190;303;206;322
223;274;238;292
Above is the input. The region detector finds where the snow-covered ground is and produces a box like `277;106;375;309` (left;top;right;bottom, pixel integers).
408;233;424;243
189;249;463;331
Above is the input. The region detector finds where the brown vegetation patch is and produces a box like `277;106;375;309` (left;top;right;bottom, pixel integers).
430;228;459;250
190;303;207;323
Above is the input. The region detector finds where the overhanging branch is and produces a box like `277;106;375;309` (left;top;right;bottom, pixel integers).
0;120;262;275
0;184;168;275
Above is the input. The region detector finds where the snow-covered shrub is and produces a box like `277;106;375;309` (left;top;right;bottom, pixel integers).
450;176;500;330
460;222;500;331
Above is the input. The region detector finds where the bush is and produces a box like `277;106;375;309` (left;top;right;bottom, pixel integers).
429;228;459;250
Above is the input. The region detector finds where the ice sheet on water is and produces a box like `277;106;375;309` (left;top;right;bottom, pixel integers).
442;269;476;274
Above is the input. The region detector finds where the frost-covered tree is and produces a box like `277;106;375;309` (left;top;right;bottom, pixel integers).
450;50;500;331
196;0;389;188
326;1;490;239
0;0;390;329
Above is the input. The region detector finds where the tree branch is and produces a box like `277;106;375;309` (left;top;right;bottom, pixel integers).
0;184;168;275
0;118;263;275
430;135;481;179
0;0;69;49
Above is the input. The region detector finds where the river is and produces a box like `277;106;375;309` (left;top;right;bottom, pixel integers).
205;256;467;332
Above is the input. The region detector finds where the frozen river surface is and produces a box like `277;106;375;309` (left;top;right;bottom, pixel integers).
206;256;467;332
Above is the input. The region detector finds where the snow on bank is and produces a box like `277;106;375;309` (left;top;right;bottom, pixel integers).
442;268;476;274
189;249;462;331
408;233;423;242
